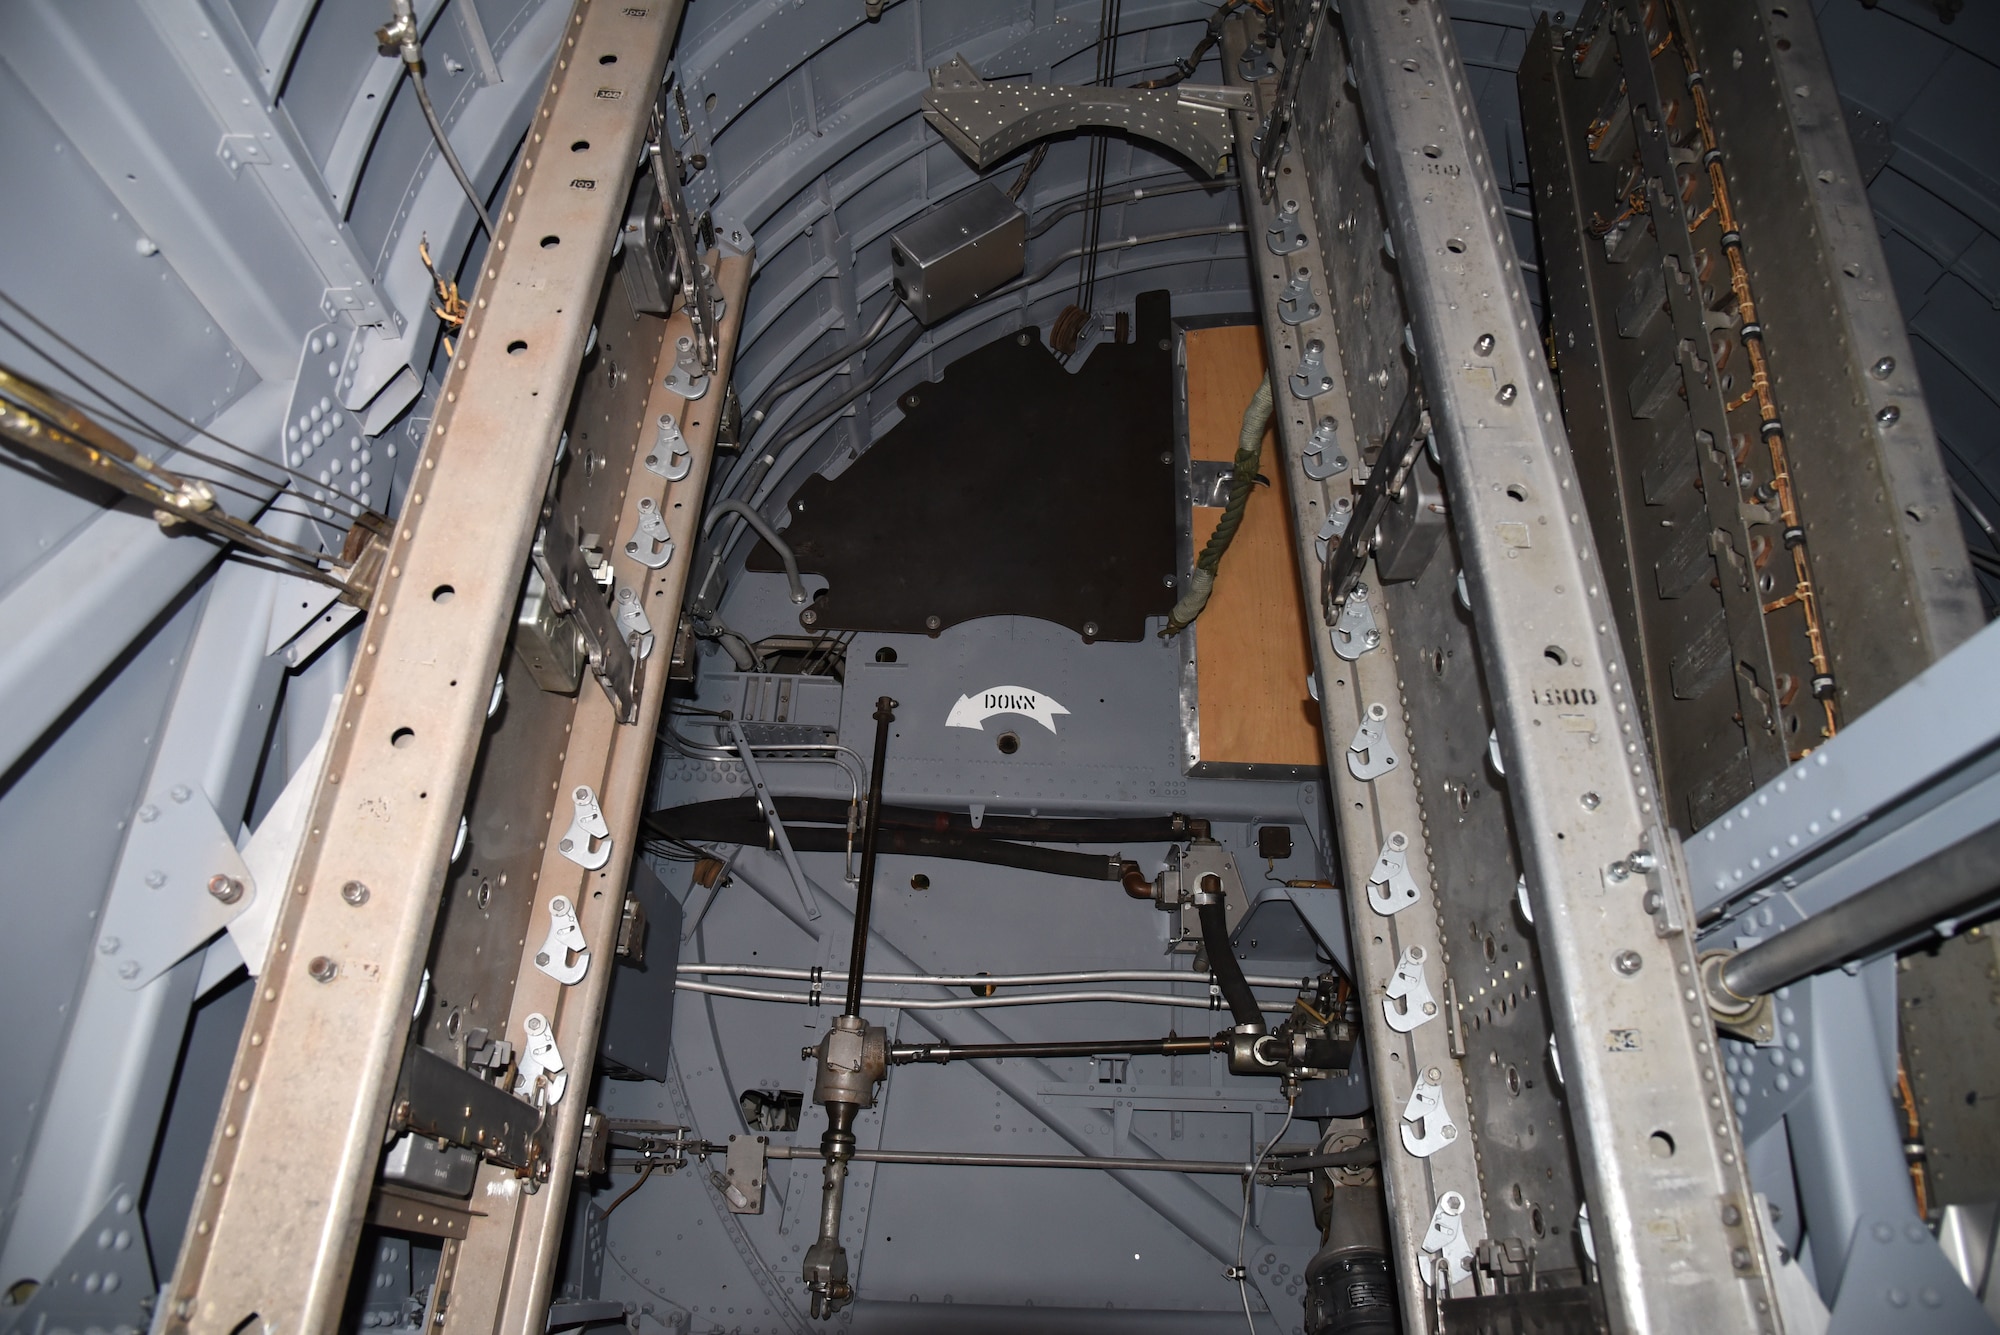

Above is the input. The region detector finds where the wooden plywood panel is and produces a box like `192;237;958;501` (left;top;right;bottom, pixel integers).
1184;324;1325;769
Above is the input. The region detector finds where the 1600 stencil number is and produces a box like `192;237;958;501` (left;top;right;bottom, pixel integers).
1530;686;1598;707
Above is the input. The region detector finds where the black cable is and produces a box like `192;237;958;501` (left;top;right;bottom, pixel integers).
647;795;1206;844
1199;898;1264;1031
642;812;1123;883
844;696;897;1016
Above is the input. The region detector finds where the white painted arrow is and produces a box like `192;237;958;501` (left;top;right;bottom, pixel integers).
945;685;1071;734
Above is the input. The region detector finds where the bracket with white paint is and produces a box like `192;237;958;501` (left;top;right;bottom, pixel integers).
1366;832;1420;916
557;785;612;871
643;411;692;481
1418;1190;1473;1288
624;496;674;569
615;585;655;659
533;895;590;985
1331;583;1380;661
1399;1066;1458;1158
1382;945;1437;1033
1346;702;1399;781
514;1012;567;1107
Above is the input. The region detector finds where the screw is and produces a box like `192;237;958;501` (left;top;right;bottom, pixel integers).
118;961;140;980
207;874;245;905
1606;860;1630;882
1475;333;1495;356
341;880;370;906
1643;889;1663;913
1876;403;1901;425
1083;621;1099;639
1614;950;1643;975
138;804;159;823
1163;575;1176;588
1580;791;1601;810
800;609;818;627
145;870;167;888
1733;1247;1755;1271
925;615;942;631
1872;355;1895;379
1497;383;1518;405
1721;1203;1743;1226
308;956;338;983
99;936;120;955
170;784;192;803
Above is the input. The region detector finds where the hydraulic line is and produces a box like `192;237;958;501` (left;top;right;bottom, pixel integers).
678;980;1296;1014
1199;897;1264;1032
681;965;1308;989
1165;374;1274;635
744;300;898;433
648;795;1206;844
377;1;495;238
702;499;805;604
1668;9;1837;743
642;813;1125;881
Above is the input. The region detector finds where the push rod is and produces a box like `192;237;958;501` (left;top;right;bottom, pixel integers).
890;1034;1227;1065
1719;820;2000;999
844;697;897;1015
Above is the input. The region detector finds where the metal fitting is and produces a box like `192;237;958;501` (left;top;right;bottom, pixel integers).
207;874;245;905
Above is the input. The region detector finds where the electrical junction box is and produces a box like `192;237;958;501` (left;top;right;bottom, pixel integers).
889;184;1026;325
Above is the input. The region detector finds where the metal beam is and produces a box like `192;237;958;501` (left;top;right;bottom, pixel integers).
1338;2;1778;1327
158;5;683;1326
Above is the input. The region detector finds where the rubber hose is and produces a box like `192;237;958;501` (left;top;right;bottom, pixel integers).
703;499;806;604
1164;373;1273;634
1197;898;1264;1031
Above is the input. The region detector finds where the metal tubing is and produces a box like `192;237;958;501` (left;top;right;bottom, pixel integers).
768;1147;1291;1176
677;980;1292;1013
1719;821;2000;999
891;1034;1225;1064
702;499;805;604
682;964;1306;988
844;697;897;1015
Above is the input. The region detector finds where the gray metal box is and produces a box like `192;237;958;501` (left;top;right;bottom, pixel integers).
888;184;1025;325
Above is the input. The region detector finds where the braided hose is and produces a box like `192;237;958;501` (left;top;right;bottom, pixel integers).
1163;373;1274;635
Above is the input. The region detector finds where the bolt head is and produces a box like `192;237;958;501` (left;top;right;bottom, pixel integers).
170;784;192;803
1475;333;1496;355
207;874;244;904
1497;383;1519;405
307;955;338;983
1615;950;1644;975
145;870;167;888
138;804;159;823
1872;355;1895;379
341;880;370;906
118;961;140;980
1580;791;1601;810
1876;403;1901;425
925;615;942;631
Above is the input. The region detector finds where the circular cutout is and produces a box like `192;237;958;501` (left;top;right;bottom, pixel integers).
996;731;1020;755
1447;237;1466;253
874;646;898;664
910;873;930;891
1423;144;1441;159
598;53;617;64
1544;644;1567;666
1505;482;1529;502
540;235;560;249
1649;1131;1676;1158
570;139;590;153
432;584;455;604
390;727;415;749
506;339;527;355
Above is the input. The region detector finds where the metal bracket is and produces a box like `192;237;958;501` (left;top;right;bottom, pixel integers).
1367;832;1421;916
1301;415;1348;481
662;331;710;400
100;786;256;989
557;786;612;872
1330;582;1381;660
615;585;655;660
646;93;720;374
1346;702;1399;781
1383;945;1438;1034
534;895;591;986
1289;338;1334;399
624;497;675;569
1265;199;1310;255
514;1012;567;1109
1277;265;1321;325
1418;1190;1474;1288
1314;501;1353;563
921;55;1246;178
643;411;693;481
1322;387;1427;614
1399;1067;1458;1158
726;718;821;922
4;1184;154;1334
722;1134;768;1214
532;513;641;723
